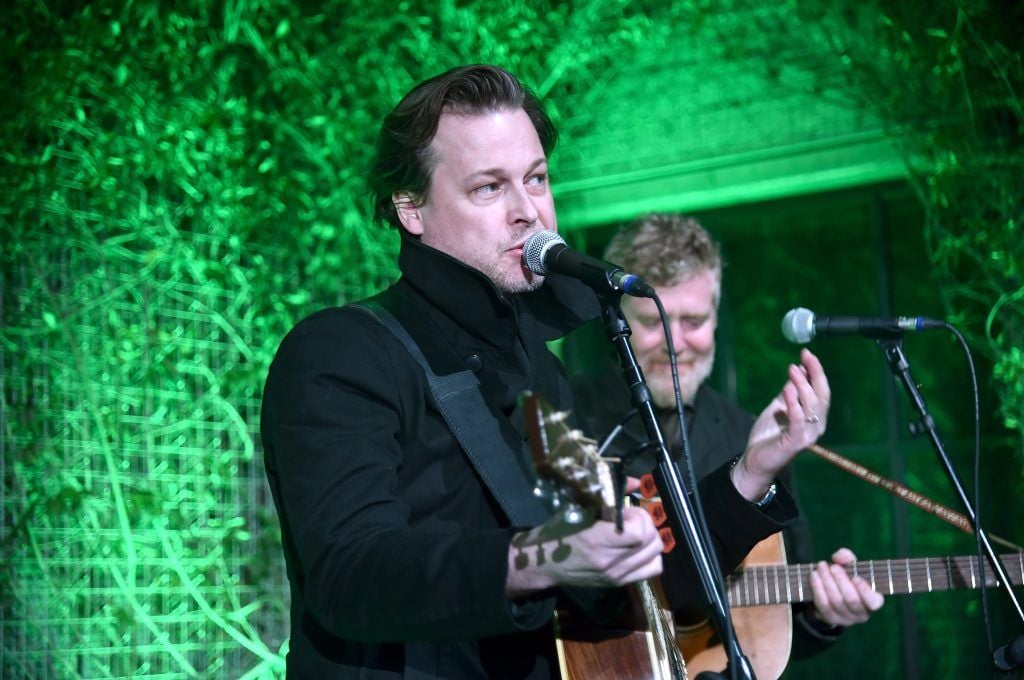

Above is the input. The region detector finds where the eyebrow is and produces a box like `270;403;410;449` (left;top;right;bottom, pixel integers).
465;157;548;182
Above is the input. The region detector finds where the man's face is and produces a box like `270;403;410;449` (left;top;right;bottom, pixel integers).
395;107;555;294
620;270;719;408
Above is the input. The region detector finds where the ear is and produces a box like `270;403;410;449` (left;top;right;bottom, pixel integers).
393;193;423;236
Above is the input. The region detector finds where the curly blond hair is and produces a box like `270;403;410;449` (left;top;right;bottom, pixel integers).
604;213;722;298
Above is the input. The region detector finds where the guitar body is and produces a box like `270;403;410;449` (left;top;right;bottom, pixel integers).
677;532;792;680
556;618;671;680
676;532;1023;680
554;578;687;680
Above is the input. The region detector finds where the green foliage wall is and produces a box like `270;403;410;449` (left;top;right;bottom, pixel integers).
1;1;711;676
2;0;1020;677
790;0;1024;458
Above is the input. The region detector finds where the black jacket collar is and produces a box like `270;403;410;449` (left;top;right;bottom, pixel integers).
396;234;601;347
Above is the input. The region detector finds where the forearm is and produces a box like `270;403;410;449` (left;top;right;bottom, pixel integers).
302;525;553;642
506;507;665;599
729;455;777;502
506;525;558;598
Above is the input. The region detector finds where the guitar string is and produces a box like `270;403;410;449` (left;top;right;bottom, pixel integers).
726;554;1021;604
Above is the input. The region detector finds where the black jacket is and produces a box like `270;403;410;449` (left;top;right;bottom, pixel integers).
261;236;797;678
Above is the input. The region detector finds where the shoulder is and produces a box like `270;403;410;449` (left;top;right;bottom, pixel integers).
272;305;398;365
265;300;426;402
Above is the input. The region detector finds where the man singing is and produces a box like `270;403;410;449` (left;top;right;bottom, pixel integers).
261;65;831;678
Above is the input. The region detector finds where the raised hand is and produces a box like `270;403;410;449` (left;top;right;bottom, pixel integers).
731;348;830;501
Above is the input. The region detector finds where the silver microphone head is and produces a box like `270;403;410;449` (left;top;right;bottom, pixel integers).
522;231;565;275
782;307;816;344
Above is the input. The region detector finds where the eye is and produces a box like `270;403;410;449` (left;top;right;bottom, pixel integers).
679;315;709;331
526;173;547;187
474;183;501;196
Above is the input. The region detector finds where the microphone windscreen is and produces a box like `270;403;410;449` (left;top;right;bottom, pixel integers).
782;307;815;344
522;231;565;275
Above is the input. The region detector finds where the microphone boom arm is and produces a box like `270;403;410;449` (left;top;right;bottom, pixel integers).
877;337;1024;626
598;291;755;680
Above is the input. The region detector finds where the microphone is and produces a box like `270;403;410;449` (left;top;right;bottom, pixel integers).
522;231;655;298
781;307;944;344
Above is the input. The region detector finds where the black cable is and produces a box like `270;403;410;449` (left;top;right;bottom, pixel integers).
653;293;746;680
943;322;994;661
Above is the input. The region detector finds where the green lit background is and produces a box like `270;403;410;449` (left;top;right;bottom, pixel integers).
2;1;1021;678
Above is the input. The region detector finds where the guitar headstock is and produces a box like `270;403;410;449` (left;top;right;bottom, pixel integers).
522;392;677;554
522;391;617;524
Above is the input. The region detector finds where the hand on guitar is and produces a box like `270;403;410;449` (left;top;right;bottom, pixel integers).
808;547;885;627
505;504;664;598
731;349;830;502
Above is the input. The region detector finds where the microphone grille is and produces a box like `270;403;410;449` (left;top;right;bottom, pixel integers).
522;231;565;275
782;307;816;344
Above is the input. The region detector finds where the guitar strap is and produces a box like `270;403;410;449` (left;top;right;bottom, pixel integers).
350;300;551;529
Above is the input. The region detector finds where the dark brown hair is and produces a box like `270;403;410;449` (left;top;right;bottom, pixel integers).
368;65;558;229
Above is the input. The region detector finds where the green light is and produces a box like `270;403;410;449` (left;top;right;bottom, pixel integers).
2;1;1020;677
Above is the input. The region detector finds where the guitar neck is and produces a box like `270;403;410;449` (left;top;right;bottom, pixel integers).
727;553;1024;607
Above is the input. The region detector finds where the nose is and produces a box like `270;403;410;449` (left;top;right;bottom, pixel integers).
667;319;692;354
507;184;539;225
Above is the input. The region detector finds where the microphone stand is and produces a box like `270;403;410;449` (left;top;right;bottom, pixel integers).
876;336;1024;669
597;292;754;680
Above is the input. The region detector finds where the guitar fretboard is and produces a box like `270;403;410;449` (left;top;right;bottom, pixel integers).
727;553;1024;607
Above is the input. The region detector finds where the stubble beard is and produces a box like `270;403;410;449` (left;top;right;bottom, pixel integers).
646;347;716;409
487;233;547;295
488;263;544;295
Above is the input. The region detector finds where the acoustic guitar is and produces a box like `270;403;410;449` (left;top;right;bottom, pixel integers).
522;392;688;680
679;533;1024;679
